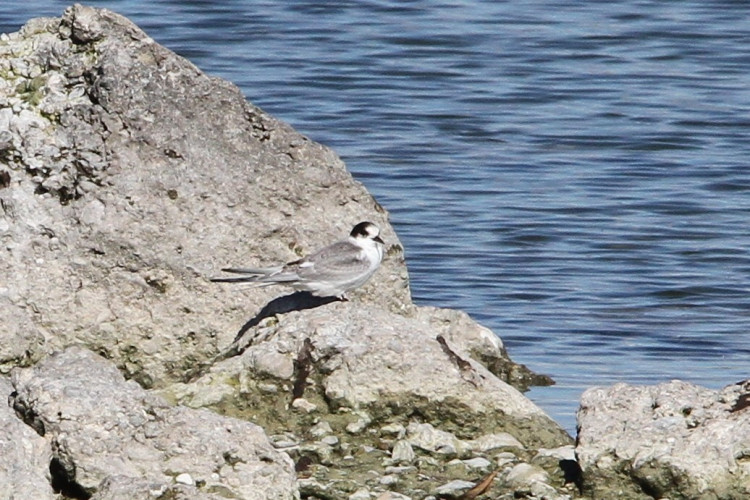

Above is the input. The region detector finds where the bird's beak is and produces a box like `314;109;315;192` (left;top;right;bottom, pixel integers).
374;236;384;244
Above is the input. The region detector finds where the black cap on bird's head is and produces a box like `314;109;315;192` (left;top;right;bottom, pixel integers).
351;221;384;244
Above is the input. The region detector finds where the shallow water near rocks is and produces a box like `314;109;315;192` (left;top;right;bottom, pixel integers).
4;1;749;435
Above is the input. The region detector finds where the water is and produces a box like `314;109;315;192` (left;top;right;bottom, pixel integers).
3;1;749;435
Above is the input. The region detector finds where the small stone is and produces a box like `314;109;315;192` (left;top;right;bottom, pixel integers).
406;423;469;456
376;492;413;500
466;432;524;452
269;433;300;449
292;397;317;413
257;383;279;393
380;423;406;438
310;421;333;438
384;465;416;474
379;474;399;486
390;440;415;464
348;487;372;500
495;451;517;467
435;480;476;496
346;417;369;434
535;444;576;461
320;435;339;447
506;463;549;487
174;473;194;486
462;456;492;470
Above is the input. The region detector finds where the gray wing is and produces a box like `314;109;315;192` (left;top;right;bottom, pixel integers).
287;240;369;280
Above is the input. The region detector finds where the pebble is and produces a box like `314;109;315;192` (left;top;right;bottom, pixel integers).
535;444;576;462
466;432;524;452
348;487;372;500
461;456;493;470
174;473;194;486
406;422;469;456
376;493;413;500
434;479;476;496
291;397;317;413
346;415;371;434
379;474;399;486
310;420;333;438
390;440;415;464
384;465;416;474
320;435;339;446
506;463;549;487
380;423;406;438
257;382;278;393
495;451;518;467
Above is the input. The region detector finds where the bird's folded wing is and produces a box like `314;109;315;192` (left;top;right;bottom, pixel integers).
293;241;369;279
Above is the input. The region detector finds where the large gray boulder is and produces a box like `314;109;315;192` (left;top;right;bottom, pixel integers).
170;303;564;445
576;379;750;500
0;3;408;384
0;1;546;404
164;302;572;498
1;5;571;499
10;347;299;499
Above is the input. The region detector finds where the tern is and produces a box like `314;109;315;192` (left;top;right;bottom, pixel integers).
212;221;385;299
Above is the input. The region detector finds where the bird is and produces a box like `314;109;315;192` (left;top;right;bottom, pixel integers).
211;221;385;299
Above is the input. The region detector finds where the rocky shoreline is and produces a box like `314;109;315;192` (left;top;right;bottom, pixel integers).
1;5;748;499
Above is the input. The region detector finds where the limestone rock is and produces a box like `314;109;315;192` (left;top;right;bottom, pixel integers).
167;303;569;449
0;5;570;499
0;376;54;500
0;3;409;390
576;379;750;499
10;347;298;499
409;305;553;390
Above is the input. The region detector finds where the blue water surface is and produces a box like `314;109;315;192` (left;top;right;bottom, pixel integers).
3;1;750;434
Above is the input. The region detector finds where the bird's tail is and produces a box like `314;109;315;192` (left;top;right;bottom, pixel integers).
210;266;283;284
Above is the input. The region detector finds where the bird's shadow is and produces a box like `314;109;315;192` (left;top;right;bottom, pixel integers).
215;291;341;362
235;291;339;341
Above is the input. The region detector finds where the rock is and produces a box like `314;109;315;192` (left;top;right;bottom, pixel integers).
0;3;410;390
390;440;416;464
466;432;525;452
0;5;572;500
376;493;412;500
434;479;476;496
506;462;549;486
168;304;568;448
10;347;298;499
460;457;493;470
0;376;54;500
349;487;373;500
310;420;334;438
535;445;576;462
164;302;571;498
409;306;554;390
406;423;471;457
576;379;750;500
506;463;570;500
0;297;45;373
495;451;518;467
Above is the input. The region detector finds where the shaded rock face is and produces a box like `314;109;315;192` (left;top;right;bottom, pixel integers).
10;347;298;499
0;4;409;384
0;377;54;500
576;380;750;500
